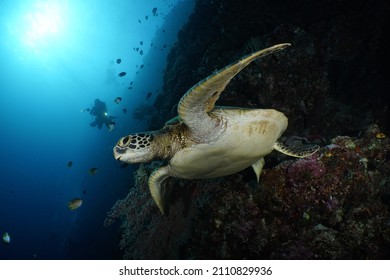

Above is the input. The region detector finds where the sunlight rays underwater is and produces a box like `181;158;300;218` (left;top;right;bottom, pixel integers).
0;0;191;259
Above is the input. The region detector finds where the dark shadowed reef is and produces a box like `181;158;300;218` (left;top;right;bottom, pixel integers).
107;0;390;259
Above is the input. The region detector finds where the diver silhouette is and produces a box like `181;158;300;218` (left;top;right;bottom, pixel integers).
84;99;116;131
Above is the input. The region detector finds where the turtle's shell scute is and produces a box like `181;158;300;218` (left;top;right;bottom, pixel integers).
169;108;287;179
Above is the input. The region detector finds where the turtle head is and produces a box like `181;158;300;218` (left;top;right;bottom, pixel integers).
113;133;155;163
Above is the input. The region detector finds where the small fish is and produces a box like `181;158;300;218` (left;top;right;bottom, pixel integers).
146;92;152;99
114;97;122;104
67;161;73;168
152;7;157;16
138;19;141;23
140;64;144;68
145;15;148;20
116;58;121;64
128;86;133;90
140;41;143;45
118;72;126;77
130;81;133;85
88;168;98;175
108;121;115;132
140;50;143;55
67;198;83;210
123;108;127;114
2;232;10;244
376;132;386;139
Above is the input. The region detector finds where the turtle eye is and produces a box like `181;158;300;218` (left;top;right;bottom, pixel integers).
120;136;130;146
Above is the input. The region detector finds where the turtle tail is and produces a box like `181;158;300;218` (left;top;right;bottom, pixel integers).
274;141;320;158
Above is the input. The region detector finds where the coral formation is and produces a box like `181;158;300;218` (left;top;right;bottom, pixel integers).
107;125;390;259
107;0;390;259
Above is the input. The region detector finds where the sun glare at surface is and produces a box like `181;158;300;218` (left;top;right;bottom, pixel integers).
5;0;68;55
23;1;66;49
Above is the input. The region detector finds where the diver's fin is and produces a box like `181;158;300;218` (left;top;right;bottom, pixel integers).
251;158;265;183
274;141;320;158
148;165;173;215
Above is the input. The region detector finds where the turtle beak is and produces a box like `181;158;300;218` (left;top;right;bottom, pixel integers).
113;146;125;161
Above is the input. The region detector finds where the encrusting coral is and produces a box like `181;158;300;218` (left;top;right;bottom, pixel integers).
106;0;390;259
106;124;390;259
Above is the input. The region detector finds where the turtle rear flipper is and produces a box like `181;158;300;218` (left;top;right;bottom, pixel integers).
251;158;265;183
274;141;319;158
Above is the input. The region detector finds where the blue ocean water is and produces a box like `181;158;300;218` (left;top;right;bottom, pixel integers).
0;0;194;259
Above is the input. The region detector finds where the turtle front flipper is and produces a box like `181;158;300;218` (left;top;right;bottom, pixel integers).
274;141;320;158
148;165;174;214
178;43;291;140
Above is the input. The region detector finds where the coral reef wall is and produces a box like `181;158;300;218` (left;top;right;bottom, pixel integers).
107;0;390;259
153;0;389;138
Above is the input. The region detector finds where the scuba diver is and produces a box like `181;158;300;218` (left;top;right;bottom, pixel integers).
82;99;116;131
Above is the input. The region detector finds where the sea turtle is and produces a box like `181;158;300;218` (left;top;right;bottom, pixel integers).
113;43;319;214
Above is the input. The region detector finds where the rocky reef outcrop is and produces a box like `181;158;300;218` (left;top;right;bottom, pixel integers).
106;124;390;259
107;0;390;259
